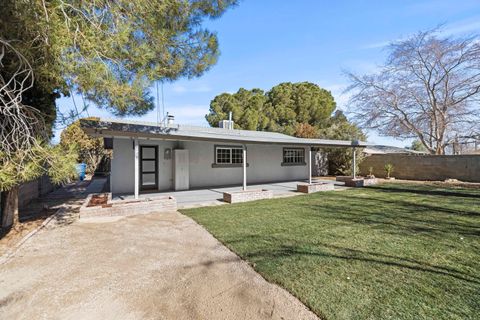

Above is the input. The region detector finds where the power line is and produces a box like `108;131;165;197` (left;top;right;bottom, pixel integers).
70;90;80;120
156;81;160;126
161;81;165;123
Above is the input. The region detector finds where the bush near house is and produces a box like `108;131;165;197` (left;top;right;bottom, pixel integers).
60;120;111;174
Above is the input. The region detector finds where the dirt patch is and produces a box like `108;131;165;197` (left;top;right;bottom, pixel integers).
87;194;111;208
0;212;318;320
0;208;55;256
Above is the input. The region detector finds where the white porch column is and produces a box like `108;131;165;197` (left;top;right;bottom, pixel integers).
308;147;312;184
352;147;357;179
242;145;247;191
134;138;140;199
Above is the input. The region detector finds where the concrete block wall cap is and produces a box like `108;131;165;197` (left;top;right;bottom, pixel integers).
225;189;267;194
80;192;177;218
303;182;330;185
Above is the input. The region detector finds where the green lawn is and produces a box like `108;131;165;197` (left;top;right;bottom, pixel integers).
181;183;480;320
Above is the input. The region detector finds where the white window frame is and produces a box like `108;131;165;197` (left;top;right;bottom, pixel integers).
282;148;306;166
215;146;244;164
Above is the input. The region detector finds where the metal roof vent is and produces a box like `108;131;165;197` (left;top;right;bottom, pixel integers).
218;112;234;129
167;114;175;126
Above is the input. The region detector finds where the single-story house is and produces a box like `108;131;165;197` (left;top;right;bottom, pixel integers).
80;118;368;198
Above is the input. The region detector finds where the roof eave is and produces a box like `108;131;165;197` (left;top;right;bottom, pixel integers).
80;118;369;148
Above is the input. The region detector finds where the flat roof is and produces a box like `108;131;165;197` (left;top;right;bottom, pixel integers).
364;145;428;155
80;118;369;148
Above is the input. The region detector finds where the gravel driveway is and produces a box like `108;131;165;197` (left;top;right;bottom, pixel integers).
0;211;318;320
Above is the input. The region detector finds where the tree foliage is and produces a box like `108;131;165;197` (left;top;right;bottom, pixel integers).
346;29;480;155
264;82;337;135
294;123;320;138
60;120;111;174
206;82;336;134
206;83;365;175
0;142;78;192
0;40;77;192
318;111;367;175
1;0;237;118
0;1;236;229
206;88;267;130
410;140;427;152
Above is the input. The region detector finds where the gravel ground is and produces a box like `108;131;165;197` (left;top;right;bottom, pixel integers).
0;211;318;320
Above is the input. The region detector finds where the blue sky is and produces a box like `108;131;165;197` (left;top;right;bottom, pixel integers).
55;0;480;146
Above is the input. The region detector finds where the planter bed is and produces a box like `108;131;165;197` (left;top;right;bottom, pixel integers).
223;189;273;204
335;176;353;182
344;178;378;187
80;193;177;218
297;183;335;193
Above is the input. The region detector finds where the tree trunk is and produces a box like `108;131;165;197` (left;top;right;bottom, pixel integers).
1;186;19;230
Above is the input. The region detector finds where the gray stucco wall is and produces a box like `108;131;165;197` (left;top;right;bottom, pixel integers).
111;138;175;194
110;137;309;194
184;141;308;188
360;154;480;182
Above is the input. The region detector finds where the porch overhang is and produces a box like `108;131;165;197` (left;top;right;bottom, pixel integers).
80;118;370;148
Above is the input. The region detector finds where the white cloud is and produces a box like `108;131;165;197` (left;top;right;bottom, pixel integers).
193;84;212;93
443;18;480;36
328;85;350;111
361;15;480;51
360;40;392;50
171;84;187;93
170;83;211;94
316;82;351;111
406;0;479;16
167;104;209;118
161;104;210;126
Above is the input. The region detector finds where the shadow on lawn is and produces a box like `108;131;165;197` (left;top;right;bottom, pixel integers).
229;235;480;286
295;186;480;236
366;185;480;199
300;198;480;238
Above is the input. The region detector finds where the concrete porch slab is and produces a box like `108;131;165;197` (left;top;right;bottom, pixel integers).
113;179;345;209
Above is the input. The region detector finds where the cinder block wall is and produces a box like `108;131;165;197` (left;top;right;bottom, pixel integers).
359;154;480;182
18;175;55;208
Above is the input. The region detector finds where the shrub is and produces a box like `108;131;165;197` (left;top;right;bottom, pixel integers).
384;163;394;178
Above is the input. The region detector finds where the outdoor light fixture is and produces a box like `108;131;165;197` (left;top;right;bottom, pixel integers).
164;148;172;160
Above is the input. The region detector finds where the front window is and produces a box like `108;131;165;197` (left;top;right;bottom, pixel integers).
283;148;305;165
215;146;244;164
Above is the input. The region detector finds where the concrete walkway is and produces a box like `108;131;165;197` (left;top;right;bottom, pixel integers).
115;179;345;209
19;177;108;226
0;211;318;320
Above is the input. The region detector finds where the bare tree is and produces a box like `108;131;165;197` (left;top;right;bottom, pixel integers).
346;30;480;154
0;39;46;162
0;39;46;229
1;39;77;230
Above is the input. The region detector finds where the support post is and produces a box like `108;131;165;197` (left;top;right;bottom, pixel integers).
308;147;312;185
134;138;140;199
352;147;357;179
242;145;247;191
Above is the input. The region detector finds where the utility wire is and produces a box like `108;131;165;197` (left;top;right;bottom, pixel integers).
161;81;166;124
70;90;80;120
156;81;160;126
